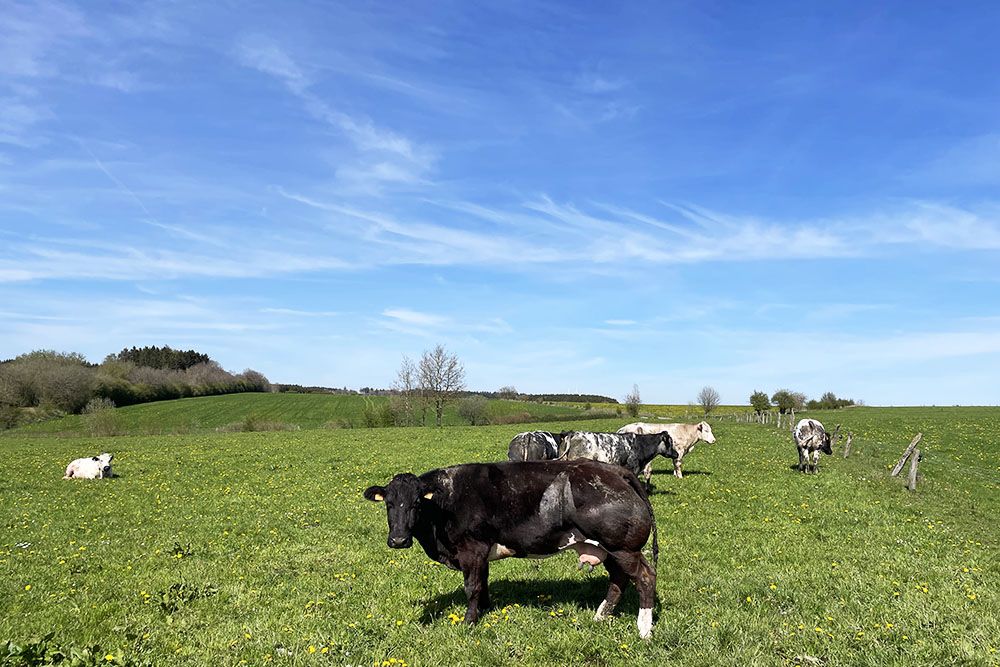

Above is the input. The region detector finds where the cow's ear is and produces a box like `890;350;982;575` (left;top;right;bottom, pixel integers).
364;486;386;502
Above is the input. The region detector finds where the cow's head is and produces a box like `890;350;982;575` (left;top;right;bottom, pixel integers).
698;422;717;444
657;432;679;459
364;473;433;549
96;453;113;477
822;425;840;455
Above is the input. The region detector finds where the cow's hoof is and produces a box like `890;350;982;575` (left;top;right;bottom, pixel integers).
594;600;609;621
637;607;653;639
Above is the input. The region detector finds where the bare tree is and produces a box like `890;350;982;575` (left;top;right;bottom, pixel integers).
391;355;424;425
497;385;518;400
418;344;466;427
697;386;721;415
625;384;641;417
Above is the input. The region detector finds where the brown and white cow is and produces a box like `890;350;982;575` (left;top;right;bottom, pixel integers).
793;419;837;473
617;422;716;481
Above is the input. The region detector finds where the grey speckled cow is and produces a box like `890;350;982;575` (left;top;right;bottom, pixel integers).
559;431;678;482
793;419;836;473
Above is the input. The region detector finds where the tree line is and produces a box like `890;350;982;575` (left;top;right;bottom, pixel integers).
750;389;858;414
0;347;270;429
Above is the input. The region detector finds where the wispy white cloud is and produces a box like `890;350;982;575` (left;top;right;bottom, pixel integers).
261;307;338;317
234;35;434;191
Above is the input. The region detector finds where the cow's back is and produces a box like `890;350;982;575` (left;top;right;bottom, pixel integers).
507;431;557;461
421;460;652;549
562;432;643;474
794;419;825;447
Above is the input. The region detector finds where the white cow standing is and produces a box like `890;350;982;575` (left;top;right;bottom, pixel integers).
617;422;716;481
63;453;114;479
793;419;835;473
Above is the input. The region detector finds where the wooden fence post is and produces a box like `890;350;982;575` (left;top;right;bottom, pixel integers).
907;448;920;491
842;433;853;458
891;433;923;477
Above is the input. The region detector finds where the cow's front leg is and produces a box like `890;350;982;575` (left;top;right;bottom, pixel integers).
642;461;653;488
673;454;684;479
457;543;490;623
810;450;820;474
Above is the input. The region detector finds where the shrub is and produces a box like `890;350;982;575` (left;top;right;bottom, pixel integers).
0;405;21;430
83;398;125;437
457;395;489;425
361;398;393;428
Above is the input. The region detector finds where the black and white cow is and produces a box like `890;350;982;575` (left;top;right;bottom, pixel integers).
793;418;837;473
364;460;659;638
559;431;677;480
507;430;569;462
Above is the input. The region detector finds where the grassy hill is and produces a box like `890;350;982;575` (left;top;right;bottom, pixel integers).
0;407;996;665
7;392;590;437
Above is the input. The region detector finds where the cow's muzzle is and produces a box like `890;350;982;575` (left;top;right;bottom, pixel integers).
387;536;412;549
102;467;112;477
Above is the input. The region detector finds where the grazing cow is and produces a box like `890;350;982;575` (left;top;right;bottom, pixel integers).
507;430;569;462
558;431;677;480
618;422;717;481
793;419;836;473
63;453;114;479
364;460;659;638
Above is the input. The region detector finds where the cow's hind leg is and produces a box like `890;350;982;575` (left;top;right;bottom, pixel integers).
457;544;490;623
810;450;820;474
642;461;653;489
797;448;807;472
595;556;629;621
599;551;656;639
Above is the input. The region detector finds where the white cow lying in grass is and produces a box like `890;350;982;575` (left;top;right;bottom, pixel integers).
63;453;114;479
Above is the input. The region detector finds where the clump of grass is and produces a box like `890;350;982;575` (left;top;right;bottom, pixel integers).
154;582;218;614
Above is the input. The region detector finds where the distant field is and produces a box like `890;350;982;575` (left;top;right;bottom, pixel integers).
1;407;997;665
8;393;585;437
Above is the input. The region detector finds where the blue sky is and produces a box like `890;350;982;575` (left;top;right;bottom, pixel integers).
2;1;999;405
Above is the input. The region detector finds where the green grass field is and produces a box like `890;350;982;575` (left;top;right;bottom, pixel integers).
1;407;997;665
10;393;586;437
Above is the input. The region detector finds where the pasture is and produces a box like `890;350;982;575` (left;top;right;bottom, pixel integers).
1;407;997;666
10;393;587;437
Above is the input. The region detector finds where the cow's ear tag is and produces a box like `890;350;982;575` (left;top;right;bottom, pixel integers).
423;492;434;500
373;493;384;501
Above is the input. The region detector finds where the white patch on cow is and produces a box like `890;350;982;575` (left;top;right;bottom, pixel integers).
488;544;516;561
594;600;609;620
638;607;653;639
559;530;608;566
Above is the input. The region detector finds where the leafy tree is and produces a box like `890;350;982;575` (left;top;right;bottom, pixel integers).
625;384;641;417
749;390;770;415
497;385;518;400
772;389;807;414
697;386;721;415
